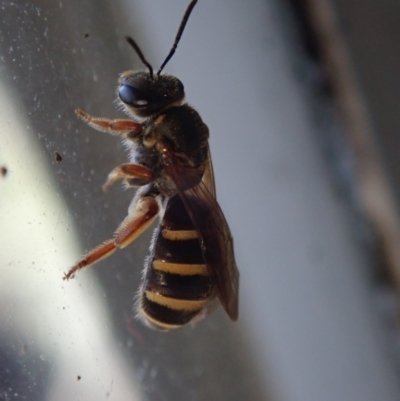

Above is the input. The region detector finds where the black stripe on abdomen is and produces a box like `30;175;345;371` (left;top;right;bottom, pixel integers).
146;268;212;300
161;194;195;230
154;235;204;264
141;295;201;327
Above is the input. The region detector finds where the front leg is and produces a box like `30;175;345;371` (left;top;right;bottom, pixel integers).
63;193;159;280
76;109;142;136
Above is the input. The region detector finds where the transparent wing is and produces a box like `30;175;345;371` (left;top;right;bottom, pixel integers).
164;150;239;320
201;144;216;198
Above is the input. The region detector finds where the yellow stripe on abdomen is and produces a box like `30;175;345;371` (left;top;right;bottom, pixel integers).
152;259;208;276
162;228;199;240
145;291;207;311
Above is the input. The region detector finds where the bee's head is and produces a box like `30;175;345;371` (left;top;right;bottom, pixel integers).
119;0;197;118
118;70;184;118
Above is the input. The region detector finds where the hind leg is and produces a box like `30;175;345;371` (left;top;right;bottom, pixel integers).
63;190;159;280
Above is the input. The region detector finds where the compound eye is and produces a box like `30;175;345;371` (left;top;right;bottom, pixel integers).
118;84;148;107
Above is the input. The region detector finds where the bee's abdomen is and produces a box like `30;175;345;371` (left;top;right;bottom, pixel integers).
138;195;213;330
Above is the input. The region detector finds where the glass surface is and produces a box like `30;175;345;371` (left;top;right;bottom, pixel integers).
1;1;400;401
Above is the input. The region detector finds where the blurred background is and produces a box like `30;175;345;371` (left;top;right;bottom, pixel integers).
1;0;400;400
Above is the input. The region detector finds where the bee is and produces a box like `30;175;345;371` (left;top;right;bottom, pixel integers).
64;0;239;330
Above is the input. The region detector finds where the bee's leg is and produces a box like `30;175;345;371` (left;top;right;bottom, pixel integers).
63;240;117;281
76;109;143;136
63;193;159;280
102;164;155;192
113;196;159;248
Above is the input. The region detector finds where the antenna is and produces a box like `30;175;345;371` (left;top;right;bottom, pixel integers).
125;36;154;79
157;0;198;76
